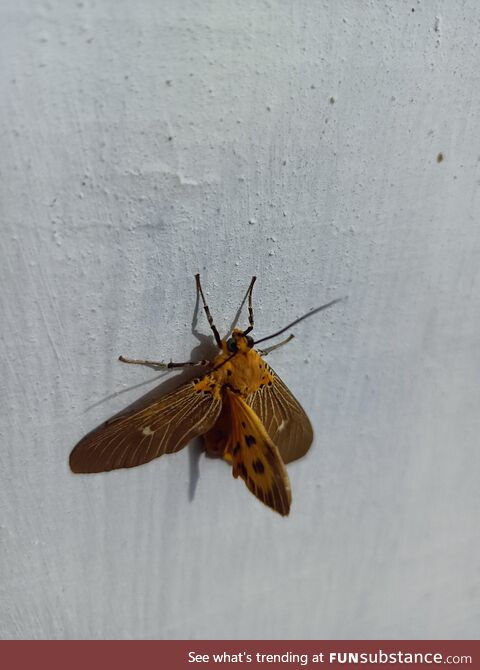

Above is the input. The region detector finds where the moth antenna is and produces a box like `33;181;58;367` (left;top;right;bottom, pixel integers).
195;274;222;348
254;297;345;345
242;276;257;336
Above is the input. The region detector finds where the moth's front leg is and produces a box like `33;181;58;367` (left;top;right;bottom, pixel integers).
257;334;294;357
118;356;210;370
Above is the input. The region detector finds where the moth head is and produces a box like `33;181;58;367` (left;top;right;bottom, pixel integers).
225;328;254;354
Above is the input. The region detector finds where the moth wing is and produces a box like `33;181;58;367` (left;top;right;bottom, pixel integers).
227;391;292;516
245;363;313;464
70;376;222;473
202;402;232;460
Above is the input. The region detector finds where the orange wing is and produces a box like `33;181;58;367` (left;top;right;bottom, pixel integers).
70;376;222;473
245;362;313;464
202;402;232;458
224;389;291;516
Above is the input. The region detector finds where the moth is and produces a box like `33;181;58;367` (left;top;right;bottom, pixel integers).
70;275;341;516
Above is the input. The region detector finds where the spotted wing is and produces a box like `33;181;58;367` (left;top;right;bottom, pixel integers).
245;363;313;465
70;376;222;473
226;390;291;516
202;402;232;459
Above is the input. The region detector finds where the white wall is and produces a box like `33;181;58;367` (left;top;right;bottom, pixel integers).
1;0;479;639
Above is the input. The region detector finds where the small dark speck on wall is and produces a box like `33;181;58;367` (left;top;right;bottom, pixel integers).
437;152;444;163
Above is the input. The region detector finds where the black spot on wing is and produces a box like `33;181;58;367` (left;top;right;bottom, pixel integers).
252;459;265;474
264;445;277;465
245;434;256;446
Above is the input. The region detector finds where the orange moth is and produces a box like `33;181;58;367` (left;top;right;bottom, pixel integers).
70;275;341;515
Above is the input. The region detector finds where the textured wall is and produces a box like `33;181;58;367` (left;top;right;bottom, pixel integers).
1;0;479;639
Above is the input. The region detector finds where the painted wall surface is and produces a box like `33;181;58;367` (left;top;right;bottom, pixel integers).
1;0;479;639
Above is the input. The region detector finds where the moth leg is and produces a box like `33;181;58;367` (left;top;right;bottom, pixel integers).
242;276;257;336
257;334;294;356
118;355;209;369
195;274;222;348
